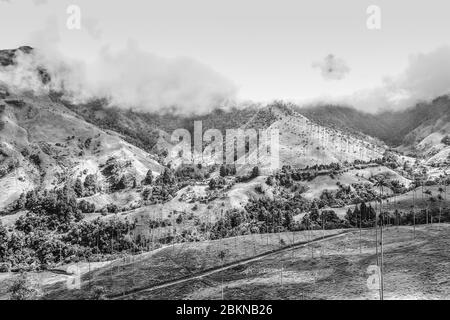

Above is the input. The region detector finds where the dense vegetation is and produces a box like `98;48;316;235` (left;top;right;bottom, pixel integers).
0;185;140;272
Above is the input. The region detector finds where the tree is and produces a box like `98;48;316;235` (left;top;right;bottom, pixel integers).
114;174;133;190
438;186;445;224
251;166;260;178
20;185;83;231
345;205;359;227
0;222;8;260
74;178;83;198
441;135;450;146
142;169;153;185
24;190;39;210
106;203;119;214
219;165;227;177
78;200;96;213
209;178;217;190
345;208;354;225
84;174;97;196
159;168;175;185
359;202;368;220
373;176;387;299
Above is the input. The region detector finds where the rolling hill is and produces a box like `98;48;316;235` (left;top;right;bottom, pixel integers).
297;99;450;161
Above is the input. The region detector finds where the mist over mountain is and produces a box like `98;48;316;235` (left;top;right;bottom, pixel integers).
1;45;449;149
0;44;237;115
297;97;450;148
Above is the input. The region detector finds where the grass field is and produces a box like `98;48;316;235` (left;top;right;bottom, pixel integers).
122;224;450;300
2;222;450;300
8;229;344;300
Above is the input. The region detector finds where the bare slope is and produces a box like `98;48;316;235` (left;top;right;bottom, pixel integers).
0;87;163;210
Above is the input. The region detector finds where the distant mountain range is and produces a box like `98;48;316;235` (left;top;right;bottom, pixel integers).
296;98;450;149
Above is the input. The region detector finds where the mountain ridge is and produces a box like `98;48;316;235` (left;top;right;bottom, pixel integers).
296;97;450;149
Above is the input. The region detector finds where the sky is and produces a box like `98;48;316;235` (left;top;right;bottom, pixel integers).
1;0;450;113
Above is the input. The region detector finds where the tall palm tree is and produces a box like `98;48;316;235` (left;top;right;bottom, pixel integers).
428;196;436;225
445;172;448;203
374;177;387;300
359;202;362;254
421;168;428;224
424;189;432;225
445;172;449;222
421;180;425;224
438;185;444;226
374;200;379;265
412;179;420;239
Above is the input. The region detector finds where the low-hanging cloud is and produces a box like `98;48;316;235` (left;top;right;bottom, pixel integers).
306;47;450;113
84;17;102;40
345;46;450;112
0;19;237;115
312;54;350;80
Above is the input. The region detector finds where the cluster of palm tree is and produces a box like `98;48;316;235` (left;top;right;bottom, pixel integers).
368;169;449;300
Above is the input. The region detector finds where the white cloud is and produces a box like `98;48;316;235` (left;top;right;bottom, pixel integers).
0;21;237;115
312;54;350;81
306;47;450;113
347;46;450;112
84;17;102;40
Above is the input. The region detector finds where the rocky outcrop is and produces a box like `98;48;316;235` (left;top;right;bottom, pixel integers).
0;46;33;67
0;46;51;84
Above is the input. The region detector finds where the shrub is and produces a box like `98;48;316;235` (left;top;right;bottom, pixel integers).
78;200;95;213
441;135;450;146
106;203;119;214
29;154;41;167
251;166;260;178
0;262;11;272
8;273;40;300
142;169;153;185
89;286;107;300
255;184;264;194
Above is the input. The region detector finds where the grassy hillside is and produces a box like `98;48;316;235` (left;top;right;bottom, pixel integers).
62;99;274;154
0;87;162;210
14;224;450;300
297;97;450;148
150;224;450;300
34;229;345;299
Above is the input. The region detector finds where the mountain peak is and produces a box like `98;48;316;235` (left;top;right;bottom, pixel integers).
0;46;51;85
0;46;34;67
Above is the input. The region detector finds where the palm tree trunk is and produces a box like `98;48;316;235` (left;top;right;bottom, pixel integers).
379;183;384;300
439;206;442;226
322;211;325;256
413;188;416;240
375;202;379;266
359;207;362;254
422;182;427;224
380;218;384;300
